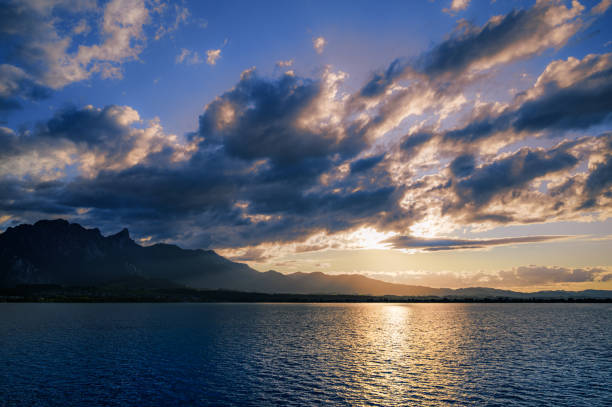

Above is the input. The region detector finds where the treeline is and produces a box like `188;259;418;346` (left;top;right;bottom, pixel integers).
1;285;611;303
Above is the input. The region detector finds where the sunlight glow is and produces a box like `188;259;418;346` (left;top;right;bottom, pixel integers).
345;227;397;250
409;210;457;238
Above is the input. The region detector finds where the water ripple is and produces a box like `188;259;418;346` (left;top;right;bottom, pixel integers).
0;303;611;406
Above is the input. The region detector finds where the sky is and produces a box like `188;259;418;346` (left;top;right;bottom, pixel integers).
1;0;612;291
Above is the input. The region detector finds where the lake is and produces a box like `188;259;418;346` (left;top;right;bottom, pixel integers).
1;303;610;406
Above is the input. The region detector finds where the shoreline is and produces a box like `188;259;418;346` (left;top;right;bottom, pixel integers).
3;286;611;303
2;296;611;304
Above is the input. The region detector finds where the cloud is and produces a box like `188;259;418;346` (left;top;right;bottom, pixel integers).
491;265;609;287
154;4;190;40
443;0;470;14
276;59;293;68
3;49;611;251
197;68;362;164
384;235;568;251
0;0;181;111
0;65;51;111
45;0;149;86
360;0;585;99
225;247;273;262
0;104;185;180
176;48;202;65
581;153;612;209
449;154;475;178
514;53;612;131
390;133;612;235
313;36;327;54
443;53;612;144
400;132;433;155
73;19;91;35
350;154;385;174
452;146;579;209
206;49;221;65
367;266;610;289
344;0;597;166
422;0;583;78
592;0;611;14
1;0;611;256
0;69;407;248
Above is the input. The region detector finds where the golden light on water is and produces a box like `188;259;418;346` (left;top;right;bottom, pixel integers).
332;303;473;404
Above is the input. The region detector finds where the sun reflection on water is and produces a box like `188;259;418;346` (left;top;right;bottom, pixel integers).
332;303;473;405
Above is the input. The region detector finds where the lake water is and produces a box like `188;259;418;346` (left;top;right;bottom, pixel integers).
1;303;610;406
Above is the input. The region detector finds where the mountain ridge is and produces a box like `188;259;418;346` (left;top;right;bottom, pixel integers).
1;219;610;299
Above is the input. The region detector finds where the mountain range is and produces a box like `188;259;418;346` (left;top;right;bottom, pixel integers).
1;219;610;299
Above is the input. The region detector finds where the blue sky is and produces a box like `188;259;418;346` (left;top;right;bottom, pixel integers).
1;0;612;290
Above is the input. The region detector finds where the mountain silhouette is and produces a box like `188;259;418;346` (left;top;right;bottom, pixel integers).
1;219;610;299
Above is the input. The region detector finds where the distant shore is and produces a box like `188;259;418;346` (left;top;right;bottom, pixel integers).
1;286;611;303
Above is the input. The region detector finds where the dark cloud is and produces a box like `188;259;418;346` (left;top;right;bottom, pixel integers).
513;71;612;132
581;153;612;208
0;1;70;108
350;154;385;174
449;154;475;178
0;65;51;112
1;70;409;249
400;132;432;155
444;112;513;143
346;2;590;162
470;212;515;224
358;1;584;99
451;147;579;209
198;71;365;165
445;53;612;143
45;106;124;139
418;2;581;79
359;59;409;98
384;235;567;251
0;103;176;181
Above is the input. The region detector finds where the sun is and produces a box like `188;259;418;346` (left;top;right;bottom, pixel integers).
345;227;397;250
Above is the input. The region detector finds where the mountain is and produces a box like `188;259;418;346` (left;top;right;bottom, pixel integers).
0;219;253;289
1;219;610;300
0;219;444;295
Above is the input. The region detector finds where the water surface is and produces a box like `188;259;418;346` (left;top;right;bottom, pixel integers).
1;303;610;406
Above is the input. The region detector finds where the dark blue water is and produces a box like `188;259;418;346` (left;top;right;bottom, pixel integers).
1;303;611;406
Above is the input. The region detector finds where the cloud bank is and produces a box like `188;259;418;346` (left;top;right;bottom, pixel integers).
0;0;611;264
365;266;611;289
